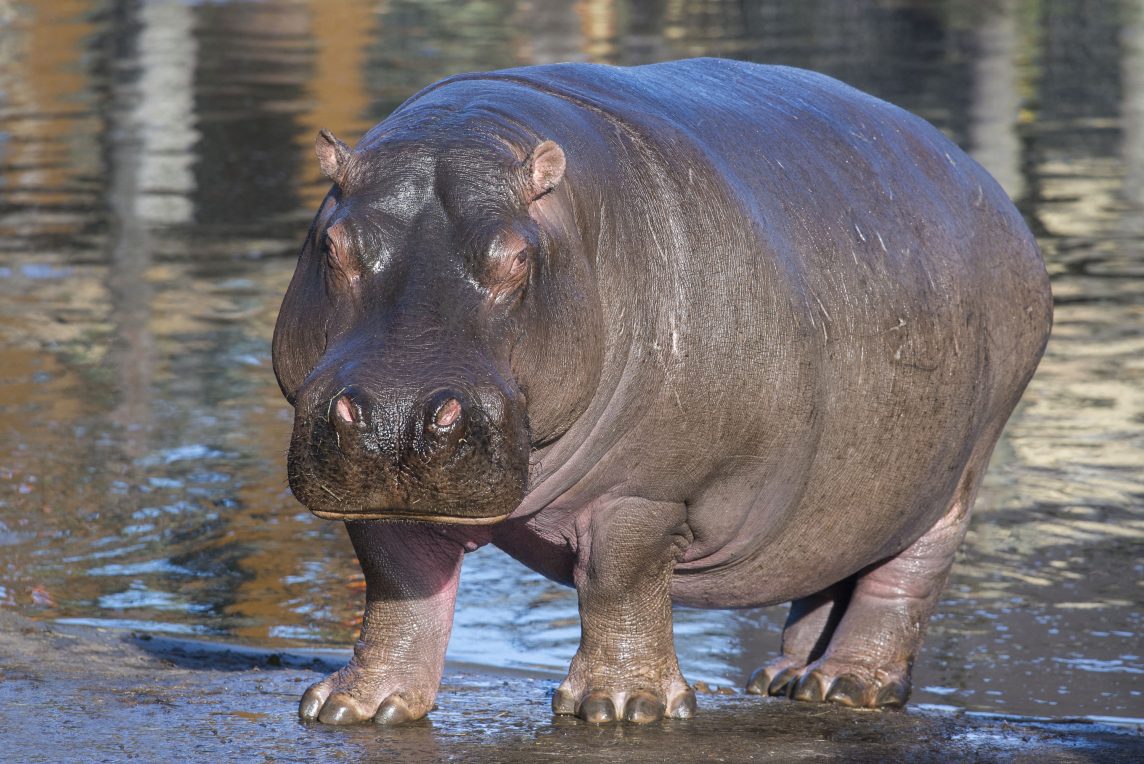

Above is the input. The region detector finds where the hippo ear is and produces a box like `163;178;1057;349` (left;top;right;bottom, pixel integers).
524;140;565;200
315;129;351;185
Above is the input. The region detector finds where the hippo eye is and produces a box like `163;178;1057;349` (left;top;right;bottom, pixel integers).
323;231;359;284
487;247;530;305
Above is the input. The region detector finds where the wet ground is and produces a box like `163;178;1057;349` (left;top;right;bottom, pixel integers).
1;0;1143;756
1;611;1140;762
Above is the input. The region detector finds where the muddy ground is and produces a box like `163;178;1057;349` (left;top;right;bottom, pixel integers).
0;612;1138;763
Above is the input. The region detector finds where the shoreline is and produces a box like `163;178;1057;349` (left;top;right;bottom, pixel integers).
1;611;1139;762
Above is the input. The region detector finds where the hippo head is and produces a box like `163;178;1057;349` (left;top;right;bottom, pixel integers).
273;125;602;524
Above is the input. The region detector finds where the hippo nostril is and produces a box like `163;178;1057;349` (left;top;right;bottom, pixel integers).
435;398;462;429
425;391;466;436
329;391;365;429
335;395;356;424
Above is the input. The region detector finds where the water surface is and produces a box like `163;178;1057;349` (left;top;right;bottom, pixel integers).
0;0;1141;723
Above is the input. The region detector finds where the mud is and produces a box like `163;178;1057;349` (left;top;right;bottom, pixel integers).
0;612;1138;763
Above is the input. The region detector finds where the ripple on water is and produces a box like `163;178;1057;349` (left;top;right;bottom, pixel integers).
98;583;212;614
86;560;197;577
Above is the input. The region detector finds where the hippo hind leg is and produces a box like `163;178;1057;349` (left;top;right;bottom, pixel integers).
745;580;853;698
792;492;972;708
748;442;990;709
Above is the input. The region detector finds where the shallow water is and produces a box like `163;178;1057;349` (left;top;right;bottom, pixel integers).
0;0;1140;724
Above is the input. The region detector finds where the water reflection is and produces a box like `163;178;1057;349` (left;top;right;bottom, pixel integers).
0;0;1141;722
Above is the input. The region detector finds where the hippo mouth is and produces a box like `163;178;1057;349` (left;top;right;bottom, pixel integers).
310;508;514;524
284;366;531;526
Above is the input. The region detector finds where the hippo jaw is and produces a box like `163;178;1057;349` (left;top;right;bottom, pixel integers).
285;442;528;523
309;508;514;524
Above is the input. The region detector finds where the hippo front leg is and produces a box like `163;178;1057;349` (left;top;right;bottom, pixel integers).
552;498;697;724
299;521;464;725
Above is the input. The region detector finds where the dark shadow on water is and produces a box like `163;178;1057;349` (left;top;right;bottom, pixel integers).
130;631;343;673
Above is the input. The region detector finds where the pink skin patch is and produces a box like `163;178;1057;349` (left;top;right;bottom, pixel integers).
435;398;461;429
335;396;356;424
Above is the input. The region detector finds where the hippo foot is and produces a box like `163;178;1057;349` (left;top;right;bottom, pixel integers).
750;656;910;709
299;662;433;725
551;665;696;724
745;655;806;698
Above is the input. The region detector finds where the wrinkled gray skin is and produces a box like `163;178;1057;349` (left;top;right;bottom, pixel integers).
272;59;1052;726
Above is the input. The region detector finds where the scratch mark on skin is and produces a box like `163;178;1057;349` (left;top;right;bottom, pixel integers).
596;200;607;258
876;231;887;253
318;481;344;502
811;292;832;341
326;386;350;448
880;317;907;336
326;386;349;420
854;223;866;243
920;259;937;292
812;295;831;322
852;249;860;266
648;215;667;264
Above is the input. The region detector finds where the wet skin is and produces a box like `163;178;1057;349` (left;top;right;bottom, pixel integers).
272;59;1052;725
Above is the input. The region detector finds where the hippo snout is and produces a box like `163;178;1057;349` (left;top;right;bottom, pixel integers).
287;372;529;524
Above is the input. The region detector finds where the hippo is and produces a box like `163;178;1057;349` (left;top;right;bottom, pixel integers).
272;58;1052;726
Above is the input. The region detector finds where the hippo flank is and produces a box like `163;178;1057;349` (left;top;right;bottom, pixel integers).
272;58;1052;725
